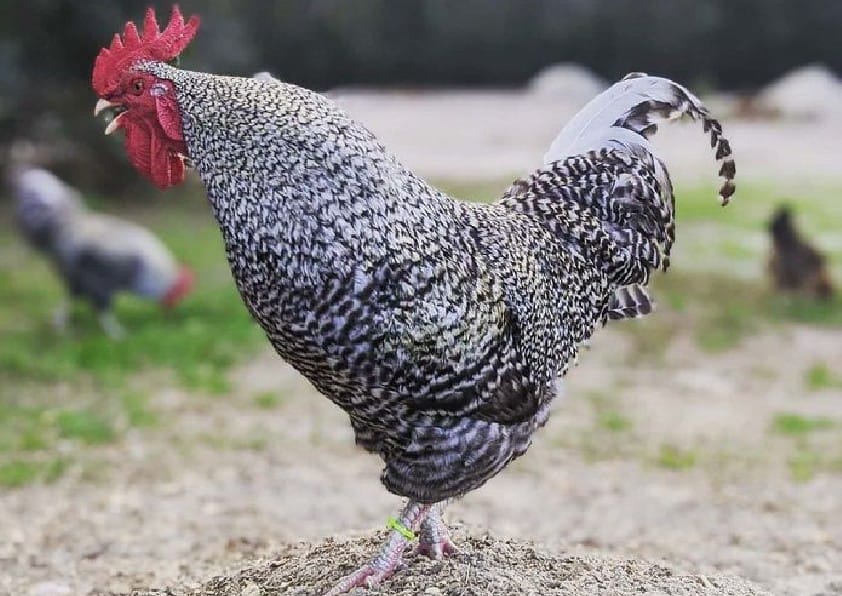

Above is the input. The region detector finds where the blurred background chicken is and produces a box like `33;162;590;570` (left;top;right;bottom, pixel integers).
8;164;194;338
768;205;835;301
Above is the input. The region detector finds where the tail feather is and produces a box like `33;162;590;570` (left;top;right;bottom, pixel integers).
500;72;735;298
544;72;735;204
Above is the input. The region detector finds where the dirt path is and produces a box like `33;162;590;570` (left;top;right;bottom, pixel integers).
2;322;841;596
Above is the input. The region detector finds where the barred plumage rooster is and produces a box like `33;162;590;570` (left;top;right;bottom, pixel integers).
92;7;735;592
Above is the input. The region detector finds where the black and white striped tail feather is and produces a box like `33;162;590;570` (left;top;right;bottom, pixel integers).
606;284;654;321
615;73;735;205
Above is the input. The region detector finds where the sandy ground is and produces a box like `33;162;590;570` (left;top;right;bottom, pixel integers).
2;89;842;595
1;322;841;596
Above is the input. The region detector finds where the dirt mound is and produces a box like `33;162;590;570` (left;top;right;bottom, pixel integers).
138;530;770;596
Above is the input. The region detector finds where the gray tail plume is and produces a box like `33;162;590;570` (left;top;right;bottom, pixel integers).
544;72;735;205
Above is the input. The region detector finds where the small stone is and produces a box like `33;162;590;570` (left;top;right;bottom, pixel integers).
424;588;443;595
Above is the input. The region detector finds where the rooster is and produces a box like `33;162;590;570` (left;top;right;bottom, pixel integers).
9;165;194;338
92;7;735;592
768;205;834;300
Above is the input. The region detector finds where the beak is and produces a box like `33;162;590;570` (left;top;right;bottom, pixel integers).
93;98;118;117
94;98;126;135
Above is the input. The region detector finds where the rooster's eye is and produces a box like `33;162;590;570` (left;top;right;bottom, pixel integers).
131;79;144;94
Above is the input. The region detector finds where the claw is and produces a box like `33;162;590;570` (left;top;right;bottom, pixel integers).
416;505;458;559
324;557;402;595
416;536;459;559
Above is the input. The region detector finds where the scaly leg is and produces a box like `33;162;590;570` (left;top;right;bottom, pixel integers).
324;501;429;596
417;502;458;559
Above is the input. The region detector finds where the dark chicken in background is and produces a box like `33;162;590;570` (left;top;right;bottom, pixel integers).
9;165;194;338
91;6;735;593
768;205;835;300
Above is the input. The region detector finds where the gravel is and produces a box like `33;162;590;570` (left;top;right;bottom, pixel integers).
139;530;770;596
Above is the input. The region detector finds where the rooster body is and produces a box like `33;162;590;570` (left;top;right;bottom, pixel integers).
158;65;596;500
92;8;734;591
11;167;193;336
151;65;733;501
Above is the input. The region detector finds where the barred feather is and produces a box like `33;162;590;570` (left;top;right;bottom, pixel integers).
503;73;736;319
607;284;654;321
545;72;735;205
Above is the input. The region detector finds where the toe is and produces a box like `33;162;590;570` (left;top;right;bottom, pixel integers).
416;538;459;559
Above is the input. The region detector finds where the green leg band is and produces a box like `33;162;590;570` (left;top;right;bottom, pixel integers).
386;516;417;540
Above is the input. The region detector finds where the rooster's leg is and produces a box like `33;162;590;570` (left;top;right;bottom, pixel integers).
417;502;458;558
324;501;429;596
52;300;70;333
98;311;125;340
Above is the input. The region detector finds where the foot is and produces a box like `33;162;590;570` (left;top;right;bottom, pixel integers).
417;504;458;559
323;546;404;596
324;501;429;595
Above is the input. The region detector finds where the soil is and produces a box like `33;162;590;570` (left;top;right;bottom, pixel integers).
143;531;770;596
2;324;841;596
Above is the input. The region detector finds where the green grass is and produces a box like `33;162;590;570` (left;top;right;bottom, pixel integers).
0;458;68;488
633;272;842;355
597;410;633;433
769;413;841;482
586;391;634;434
253;390;285;410
0;200;263;393
804;362;842;391
0;197;266;486
771;413;835;436
655;443;698;470
55;409;116;445
121;391;158;428
788;447;822;483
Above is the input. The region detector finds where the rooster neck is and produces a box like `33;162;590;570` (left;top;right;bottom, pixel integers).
139;64;464;333
151;65;462;280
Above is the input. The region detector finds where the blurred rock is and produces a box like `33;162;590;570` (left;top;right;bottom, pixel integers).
527;63;607;105
756;64;842;120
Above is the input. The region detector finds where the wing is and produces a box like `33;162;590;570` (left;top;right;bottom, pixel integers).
364;254;543;426
63;245;141;308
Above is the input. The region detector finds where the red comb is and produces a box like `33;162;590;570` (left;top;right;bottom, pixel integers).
92;5;199;96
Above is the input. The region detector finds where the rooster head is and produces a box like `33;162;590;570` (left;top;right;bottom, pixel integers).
92;6;199;189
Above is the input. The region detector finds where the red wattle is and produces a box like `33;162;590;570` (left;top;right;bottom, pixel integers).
122;105;188;189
